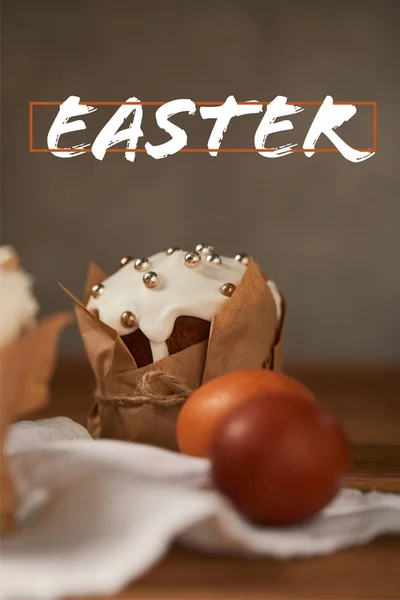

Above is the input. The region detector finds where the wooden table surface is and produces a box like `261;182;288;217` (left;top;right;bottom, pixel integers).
33;358;400;600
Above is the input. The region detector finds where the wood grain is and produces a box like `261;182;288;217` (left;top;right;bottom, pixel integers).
31;358;400;600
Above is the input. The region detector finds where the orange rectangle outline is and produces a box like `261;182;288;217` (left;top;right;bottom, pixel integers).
29;101;377;153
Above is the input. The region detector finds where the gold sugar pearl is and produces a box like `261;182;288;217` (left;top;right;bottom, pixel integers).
120;311;136;328
134;258;150;271
166;247;182;256
184;251;202;268
235;254;250;266
206;253;221;265
195;243;214;256
91;283;105;298
143;271;159;288
120;256;133;267
220;282;236;297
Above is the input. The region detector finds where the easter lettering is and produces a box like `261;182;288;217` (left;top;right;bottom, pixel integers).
46;95;374;163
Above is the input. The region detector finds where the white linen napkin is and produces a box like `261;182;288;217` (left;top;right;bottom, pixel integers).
1;418;400;600
5;418;92;454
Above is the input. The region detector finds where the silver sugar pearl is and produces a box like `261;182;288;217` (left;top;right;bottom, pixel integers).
195;243;215;256
91;283;104;298
120;311;136;328
235;254;250;266
166;247;181;256
134;257;150;271
206;253;221;265
143;271;159;288
220;282;236;297
120;256;133;267
184;251;202;268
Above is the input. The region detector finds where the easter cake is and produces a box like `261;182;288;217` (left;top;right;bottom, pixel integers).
66;244;284;450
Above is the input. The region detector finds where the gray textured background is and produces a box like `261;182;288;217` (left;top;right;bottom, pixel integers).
1;0;399;361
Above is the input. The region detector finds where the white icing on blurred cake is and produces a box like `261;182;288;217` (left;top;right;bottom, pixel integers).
0;246;39;347
87;249;281;362
266;279;282;323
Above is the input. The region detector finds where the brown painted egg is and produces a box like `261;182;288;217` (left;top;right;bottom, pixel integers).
211;391;350;525
177;370;315;458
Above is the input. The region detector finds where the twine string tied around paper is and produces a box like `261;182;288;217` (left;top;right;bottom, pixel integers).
95;370;193;407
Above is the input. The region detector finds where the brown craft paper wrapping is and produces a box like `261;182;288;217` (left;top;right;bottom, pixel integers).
63;259;285;452
0;313;70;533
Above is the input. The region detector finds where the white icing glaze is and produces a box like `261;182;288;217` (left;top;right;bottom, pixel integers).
86;249;281;362
150;340;169;362
266;279;282;323
0;246;39;347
